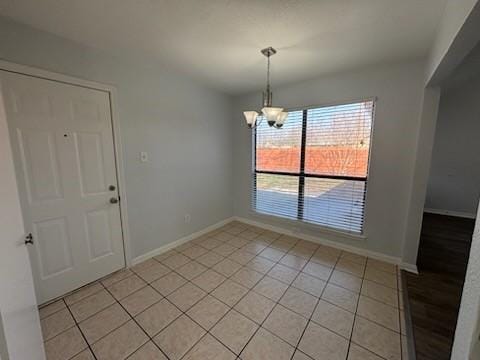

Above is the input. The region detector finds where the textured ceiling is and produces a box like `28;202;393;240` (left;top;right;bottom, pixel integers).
0;0;447;94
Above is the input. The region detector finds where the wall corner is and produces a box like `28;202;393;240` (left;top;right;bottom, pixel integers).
402;86;441;265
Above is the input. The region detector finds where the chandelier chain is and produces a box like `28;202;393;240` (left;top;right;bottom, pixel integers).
267;53;270;90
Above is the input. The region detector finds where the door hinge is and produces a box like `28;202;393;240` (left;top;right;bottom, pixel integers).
25;233;34;245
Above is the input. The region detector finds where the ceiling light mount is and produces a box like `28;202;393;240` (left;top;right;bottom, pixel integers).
243;47;287;129
261;47;277;57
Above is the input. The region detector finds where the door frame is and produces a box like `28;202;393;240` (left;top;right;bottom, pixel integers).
0;59;133;268
451;201;480;359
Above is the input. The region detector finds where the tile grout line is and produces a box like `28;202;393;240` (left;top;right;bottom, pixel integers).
71;266;171;358
167;231;309;357
62;298;100;360
172;224;274;359
65;281;133;324
40;307;79;344
203;234;300;357
287;247;343;360
164;225;400;358
126;228;272;359
229;236;353;358
347;257;400;360
40;280;104;311
140;246;340;359
66;250;306;356
101;281;172;360
344;255;368;360
38;307;71;326
240;242;318;359
44;225;244;359
178;232;283;358
84;228;267;359
44;223;399;360
39;221;392;311
52;228;323;358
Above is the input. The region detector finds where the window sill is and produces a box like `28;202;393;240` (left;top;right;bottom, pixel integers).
249;209;367;242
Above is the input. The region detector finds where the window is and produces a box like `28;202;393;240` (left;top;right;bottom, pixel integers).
253;100;374;234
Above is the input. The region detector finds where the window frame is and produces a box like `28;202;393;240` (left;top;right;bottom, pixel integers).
252;98;376;235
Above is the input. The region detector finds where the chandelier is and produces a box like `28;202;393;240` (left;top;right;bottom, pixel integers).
243;47;288;129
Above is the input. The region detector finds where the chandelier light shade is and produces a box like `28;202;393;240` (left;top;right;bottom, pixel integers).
262;107;283;125
243;47;287;129
243;111;259;128
275;111;288;128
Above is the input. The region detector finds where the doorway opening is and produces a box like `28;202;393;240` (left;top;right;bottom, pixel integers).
403;42;480;360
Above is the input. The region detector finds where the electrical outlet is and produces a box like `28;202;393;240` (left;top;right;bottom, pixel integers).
140;151;148;162
184;214;191;223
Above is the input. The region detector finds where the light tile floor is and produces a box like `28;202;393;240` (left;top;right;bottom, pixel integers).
39;221;409;360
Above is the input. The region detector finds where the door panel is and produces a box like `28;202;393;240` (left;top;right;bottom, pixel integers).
13;87;52;124
75;132;107;195
1;70;125;304
85;209;113;261
17;129;64;203
34;217;73;278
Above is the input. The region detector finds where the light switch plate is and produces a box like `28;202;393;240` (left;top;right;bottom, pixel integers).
140;151;148;162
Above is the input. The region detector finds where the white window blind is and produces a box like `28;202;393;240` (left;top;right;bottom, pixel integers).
253;100;374;234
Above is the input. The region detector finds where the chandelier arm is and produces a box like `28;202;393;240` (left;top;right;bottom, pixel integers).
257;116;264;127
248;114;263;129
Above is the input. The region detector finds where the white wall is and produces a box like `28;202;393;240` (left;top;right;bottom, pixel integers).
426;0;479;83
0;313;7;360
471;312;480;359
3;4;475;270
0;16;233;259
451;204;480;359
425;76;480;217
402;87;441;265
232;60;427;263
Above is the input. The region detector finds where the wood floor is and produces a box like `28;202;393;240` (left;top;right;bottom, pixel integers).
404;212;475;360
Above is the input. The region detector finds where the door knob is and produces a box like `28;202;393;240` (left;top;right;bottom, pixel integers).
110;197;119;204
25;233;34;245
109;185;116;191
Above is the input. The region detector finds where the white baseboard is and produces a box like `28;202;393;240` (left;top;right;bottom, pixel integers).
233;216;416;270
131;217;235;265
131;215;419;274
424;208;476;219
400;262;418;274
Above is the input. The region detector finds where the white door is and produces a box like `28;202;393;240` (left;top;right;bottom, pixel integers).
471;316;480;359
0;79;45;359
0;70;125;304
